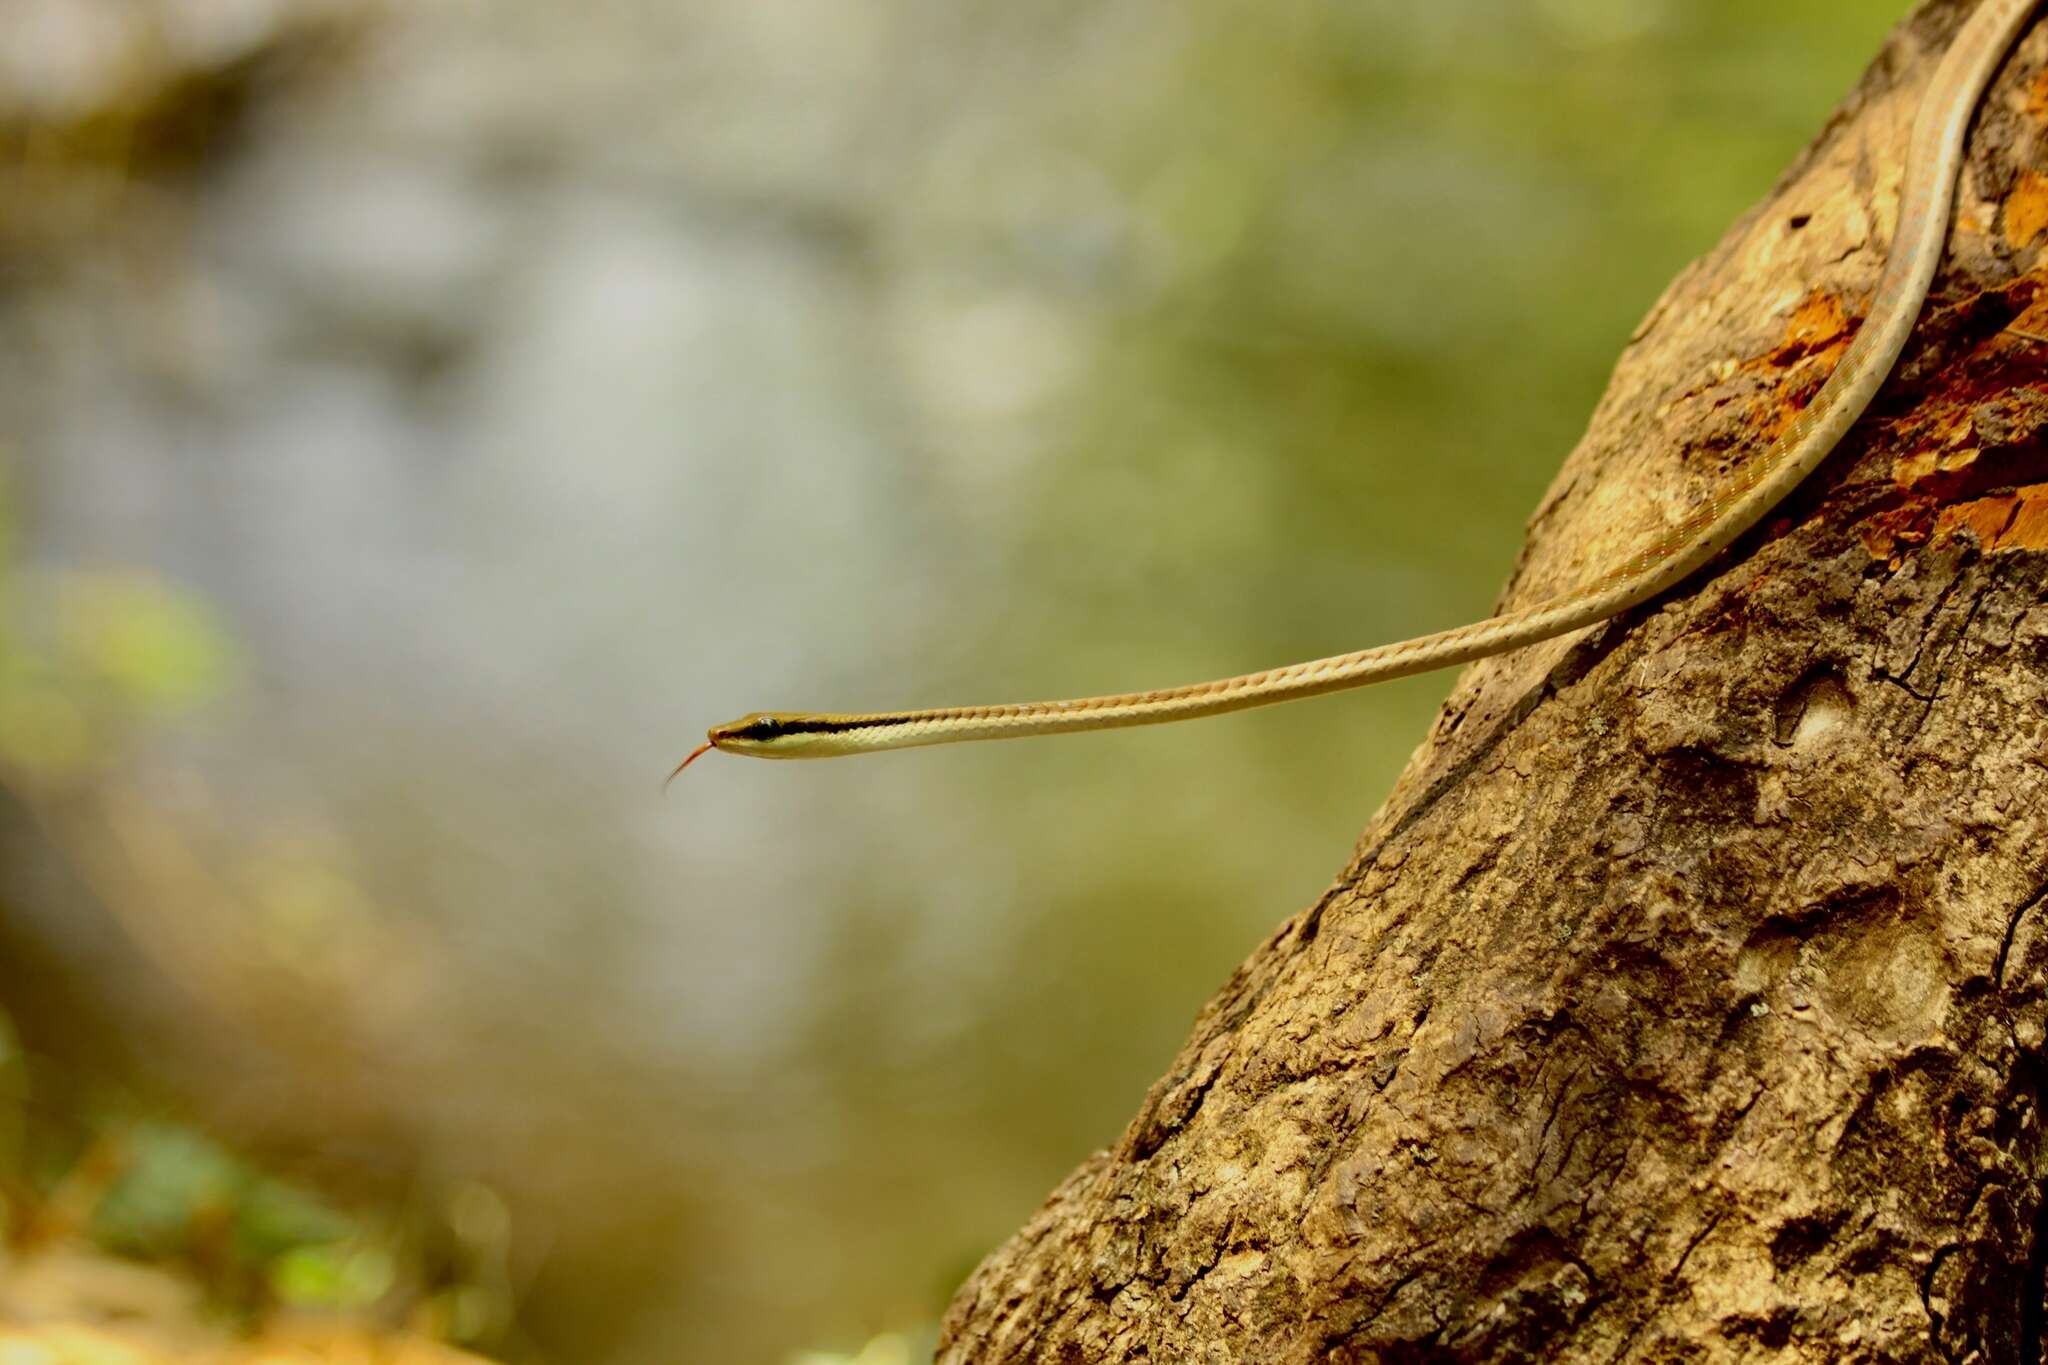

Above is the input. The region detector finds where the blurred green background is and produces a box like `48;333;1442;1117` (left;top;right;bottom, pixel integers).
0;0;1904;1360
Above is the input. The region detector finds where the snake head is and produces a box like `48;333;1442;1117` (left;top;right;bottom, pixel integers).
666;712;799;785
709;712;802;756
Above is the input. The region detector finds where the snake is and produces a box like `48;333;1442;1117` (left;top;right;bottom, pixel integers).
675;0;2038;776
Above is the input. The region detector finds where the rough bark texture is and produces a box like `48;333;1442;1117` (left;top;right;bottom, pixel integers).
939;4;2048;1361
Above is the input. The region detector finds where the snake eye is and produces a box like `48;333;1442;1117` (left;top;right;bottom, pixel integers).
747;716;783;741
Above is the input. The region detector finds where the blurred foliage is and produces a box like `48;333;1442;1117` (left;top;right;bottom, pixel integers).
0;0;366;259
89;1124;355;1284
0;442;231;784
0;210;499;1358
0;567;234;784
788;1329;939;1365
0;993;504;1359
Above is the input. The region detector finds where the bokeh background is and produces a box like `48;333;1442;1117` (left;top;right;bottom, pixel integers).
0;0;1906;1360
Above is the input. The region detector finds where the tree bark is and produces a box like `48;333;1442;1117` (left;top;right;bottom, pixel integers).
939;3;2048;1361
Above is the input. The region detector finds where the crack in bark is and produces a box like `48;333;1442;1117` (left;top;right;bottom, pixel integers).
1872;558;1989;740
1921;1238;1969;1365
1589;1211;1720;1365
1534;1060;1590;1180
1995;874;2048;990
1919;568;1997;714
1127;1056;1228;1161
1314;1266;1426;1358
1166;1227;1233;1305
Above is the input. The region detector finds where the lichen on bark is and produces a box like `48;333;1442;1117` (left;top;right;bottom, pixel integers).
940;3;2048;1360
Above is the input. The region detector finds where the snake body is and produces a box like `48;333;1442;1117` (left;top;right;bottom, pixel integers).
686;0;2037;768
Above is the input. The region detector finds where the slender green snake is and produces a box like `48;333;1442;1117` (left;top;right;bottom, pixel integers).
677;0;2038;775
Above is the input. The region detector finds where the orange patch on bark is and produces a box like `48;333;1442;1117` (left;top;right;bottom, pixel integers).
1889;406;1980;488
1935;494;2018;547
1778;292;1851;355
1999;487;2048;549
1663;290;1852;416
2004;170;2048;250
1750;291;1852;436
1931;482;2048;552
2029;68;2048;120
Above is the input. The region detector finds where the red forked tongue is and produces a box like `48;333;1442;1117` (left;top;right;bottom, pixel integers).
664;740;716;792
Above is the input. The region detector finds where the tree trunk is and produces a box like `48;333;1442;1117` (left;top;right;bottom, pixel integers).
938;3;2048;1361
